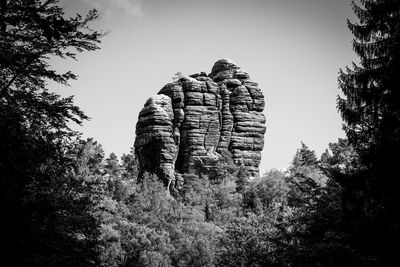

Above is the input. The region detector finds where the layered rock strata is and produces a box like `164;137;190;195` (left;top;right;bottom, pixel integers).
134;59;266;188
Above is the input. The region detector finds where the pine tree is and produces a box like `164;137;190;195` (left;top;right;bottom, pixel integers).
338;0;400;263
338;0;400;155
338;0;400;179
338;0;400;206
291;142;318;167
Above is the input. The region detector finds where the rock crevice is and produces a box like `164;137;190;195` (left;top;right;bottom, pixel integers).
134;59;266;188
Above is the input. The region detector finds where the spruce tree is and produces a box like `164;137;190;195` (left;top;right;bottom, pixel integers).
338;0;400;263
338;0;400;176
338;0;400;155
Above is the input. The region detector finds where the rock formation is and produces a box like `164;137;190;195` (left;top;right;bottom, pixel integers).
134;59;266;188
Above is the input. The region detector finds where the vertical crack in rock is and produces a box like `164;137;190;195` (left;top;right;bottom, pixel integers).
134;59;266;189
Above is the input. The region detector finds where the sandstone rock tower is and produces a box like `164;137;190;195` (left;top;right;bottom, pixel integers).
134;59;266;188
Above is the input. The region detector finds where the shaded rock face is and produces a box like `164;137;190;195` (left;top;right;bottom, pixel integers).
134;59;266;188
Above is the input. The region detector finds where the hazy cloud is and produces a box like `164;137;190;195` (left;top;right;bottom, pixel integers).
83;0;144;17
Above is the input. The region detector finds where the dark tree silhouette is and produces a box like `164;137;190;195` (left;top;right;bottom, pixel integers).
338;0;400;190
0;0;102;95
337;0;400;264
0;0;103;265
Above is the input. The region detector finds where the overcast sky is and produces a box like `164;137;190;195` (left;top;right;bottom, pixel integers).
54;0;357;171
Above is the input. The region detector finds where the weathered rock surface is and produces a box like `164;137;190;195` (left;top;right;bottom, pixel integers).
134;59;266;188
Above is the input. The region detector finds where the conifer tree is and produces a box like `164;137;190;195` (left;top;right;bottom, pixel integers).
338;0;400;208
338;0;400;174
338;0;400;263
291;142;318;167
338;0;400;156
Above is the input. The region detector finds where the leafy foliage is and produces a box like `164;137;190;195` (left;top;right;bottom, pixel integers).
0;0;103;265
0;98;102;265
286;143;327;208
0;0;103;94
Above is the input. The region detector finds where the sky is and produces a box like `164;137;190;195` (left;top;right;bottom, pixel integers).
54;0;358;171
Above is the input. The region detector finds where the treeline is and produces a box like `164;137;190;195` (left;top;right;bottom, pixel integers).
1;0;399;266
2;128;357;266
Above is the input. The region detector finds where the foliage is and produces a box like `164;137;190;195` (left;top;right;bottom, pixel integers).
0;0;103;95
117;173;221;266
250;140;360;266
73;148;222;267
291;142;318;168
337;0;400;264
242;169;288;212
216;168;292;266
0;105;101;265
337;0;400;213
286;143;327;208
217;214;279;267
338;0;400;154
0;0;103;265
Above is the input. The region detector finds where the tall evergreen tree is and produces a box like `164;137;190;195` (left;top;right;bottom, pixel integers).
338;0;400;263
338;0;400;154
338;0;400;190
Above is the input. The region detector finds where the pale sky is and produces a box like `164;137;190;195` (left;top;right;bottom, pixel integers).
54;0;357;171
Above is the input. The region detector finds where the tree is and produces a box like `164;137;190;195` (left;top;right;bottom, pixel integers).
286;143;327;208
0;0;102;95
121;148;139;181
262;140;364;266
338;0;400;199
123;173;219;267
217;214;278;267
320;138;361;178
242;169;288;213
338;0;400;263
292;142;318;168
0;97;102;265
0;0;103;265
